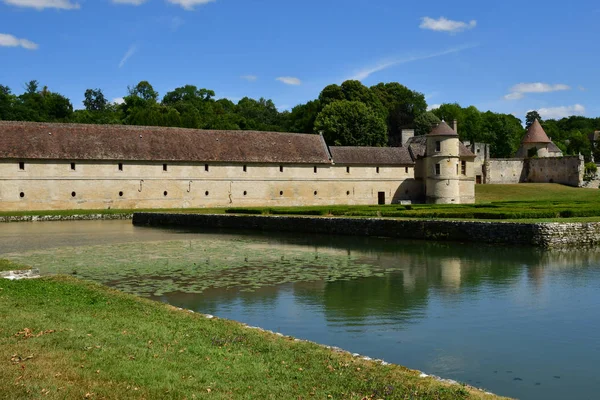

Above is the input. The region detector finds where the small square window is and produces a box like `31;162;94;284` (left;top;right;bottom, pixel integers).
376;167;380;174
19;161;25;170
435;164;441;175
205;164;209;172
314;166;317;173
243;165;247;172
279;165;284;172
118;163;123;171
71;162;76;171
435;141;441;152
346;166;350;173
405;167;408;173
163;164;168;172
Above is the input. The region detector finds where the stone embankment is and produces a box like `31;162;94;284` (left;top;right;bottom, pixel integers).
0;213;133;223
133;213;600;248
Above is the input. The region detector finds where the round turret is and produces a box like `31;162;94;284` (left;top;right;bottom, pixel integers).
425;121;461;204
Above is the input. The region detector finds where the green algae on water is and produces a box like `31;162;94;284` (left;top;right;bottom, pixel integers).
2;237;395;297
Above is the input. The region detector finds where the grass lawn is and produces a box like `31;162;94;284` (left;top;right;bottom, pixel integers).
475;183;600;203
0;276;507;399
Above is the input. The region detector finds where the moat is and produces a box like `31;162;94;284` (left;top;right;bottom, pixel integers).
2;220;600;400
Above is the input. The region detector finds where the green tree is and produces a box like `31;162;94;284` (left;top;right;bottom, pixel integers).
0;85;15;120
318;84;345;107
286;100;320;133
414;112;441;136
83;89;108;112
314;100;387;146
370;82;427;145
525;111;542;129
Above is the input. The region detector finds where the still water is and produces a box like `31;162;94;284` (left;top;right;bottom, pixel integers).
2;220;600;400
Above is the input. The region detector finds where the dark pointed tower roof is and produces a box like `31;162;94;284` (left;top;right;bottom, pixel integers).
427;120;459;137
522;119;551;144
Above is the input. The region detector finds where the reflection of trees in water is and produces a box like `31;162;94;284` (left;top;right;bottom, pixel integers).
153;228;600;324
155;284;285;315
293;272;430;325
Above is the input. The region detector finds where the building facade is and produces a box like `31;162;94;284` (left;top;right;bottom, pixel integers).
0;120;476;211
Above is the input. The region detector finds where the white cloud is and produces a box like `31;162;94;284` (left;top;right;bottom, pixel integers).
420;16;477;33
241;75;257;82
276;77;301;86
112;0;148;5
536;104;586;120
504;82;571;100
166;0;215;10
504;92;524;100
3;0;80;10
112;97;125;105
118;45;137;68
427;104;441;111
350;43;478;81
0;33;39;50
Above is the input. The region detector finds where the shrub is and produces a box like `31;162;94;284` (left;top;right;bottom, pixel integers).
225;208;263;215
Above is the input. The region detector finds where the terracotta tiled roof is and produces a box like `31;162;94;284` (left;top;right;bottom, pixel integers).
329;146;414;165
405;135;475;159
0;121;332;164
522;119;551;144
548;142;562;153
427;121;458;136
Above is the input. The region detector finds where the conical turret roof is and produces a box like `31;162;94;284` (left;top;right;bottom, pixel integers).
522;119;551;144
427;120;458;137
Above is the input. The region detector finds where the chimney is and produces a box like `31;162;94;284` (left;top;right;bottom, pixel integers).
400;129;414;147
452;119;458;133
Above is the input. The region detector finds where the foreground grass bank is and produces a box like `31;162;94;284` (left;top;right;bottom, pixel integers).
0;277;506;400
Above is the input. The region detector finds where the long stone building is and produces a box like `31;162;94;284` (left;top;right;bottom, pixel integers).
0;120;476;211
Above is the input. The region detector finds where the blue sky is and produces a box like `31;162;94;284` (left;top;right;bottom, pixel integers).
1;0;599;121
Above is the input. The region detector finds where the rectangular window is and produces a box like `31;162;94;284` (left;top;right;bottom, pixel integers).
461;161;467;175
205;164;209;172
118;163;123;171
346;166;350;173
376;167;380;174
71;162;76;171
279;165;284;172
314;166;317;174
163;164;168;172
435;163;441;175
456;164;459;175
435;141;441;152
19;161;25;170
243;165;247;172
405;167;408;174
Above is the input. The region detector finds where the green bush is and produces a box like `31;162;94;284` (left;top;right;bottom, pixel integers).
225;208;264;215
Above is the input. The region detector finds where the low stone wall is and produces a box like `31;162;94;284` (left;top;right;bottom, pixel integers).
0;213;132;223
132;213;600;248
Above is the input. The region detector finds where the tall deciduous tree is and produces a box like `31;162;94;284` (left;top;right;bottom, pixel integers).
314;100;387;146
525;111;542;129
83;89;108;112
414;112;441;136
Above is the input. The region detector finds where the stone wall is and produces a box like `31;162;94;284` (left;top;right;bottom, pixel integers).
528;156;583;187
132;213;600;248
487;156;584;187
487;159;525;184
0;160;424;211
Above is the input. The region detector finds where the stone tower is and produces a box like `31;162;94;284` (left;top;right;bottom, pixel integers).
516;119;551;157
425;121;462;204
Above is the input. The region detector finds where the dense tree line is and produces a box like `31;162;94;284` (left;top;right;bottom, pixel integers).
1;80;599;160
